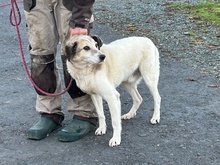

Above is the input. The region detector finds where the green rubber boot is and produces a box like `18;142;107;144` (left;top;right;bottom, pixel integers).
27;116;61;140
57;118;96;142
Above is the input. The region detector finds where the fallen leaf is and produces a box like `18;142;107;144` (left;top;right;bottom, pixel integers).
188;16;200;20
208;84;219;88
194;36;202;39
208;43;220;48
208;45;216;49
128;27;136;31
189;41;205;45
200;71;207;74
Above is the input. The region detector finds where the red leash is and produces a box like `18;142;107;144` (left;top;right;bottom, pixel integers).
9;0;72;96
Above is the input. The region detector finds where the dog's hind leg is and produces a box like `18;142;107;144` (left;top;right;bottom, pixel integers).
140;65;161;124
91;94;107;135
121;82;143;120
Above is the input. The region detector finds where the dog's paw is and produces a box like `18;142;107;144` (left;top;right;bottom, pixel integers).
109;137;121;147
95;126;106;135
121;112;136;120
150;116;160;124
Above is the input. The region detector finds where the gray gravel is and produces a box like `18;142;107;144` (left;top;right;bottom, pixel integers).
94;0;220;79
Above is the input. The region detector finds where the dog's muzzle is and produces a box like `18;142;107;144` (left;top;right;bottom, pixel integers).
99;54;106;62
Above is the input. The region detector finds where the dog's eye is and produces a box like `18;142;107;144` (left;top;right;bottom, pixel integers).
95;43;98;48
83;46;90;50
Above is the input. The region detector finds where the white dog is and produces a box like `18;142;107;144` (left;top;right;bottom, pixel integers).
65;35;161;147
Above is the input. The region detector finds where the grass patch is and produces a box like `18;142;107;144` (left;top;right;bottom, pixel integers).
170;0;220;25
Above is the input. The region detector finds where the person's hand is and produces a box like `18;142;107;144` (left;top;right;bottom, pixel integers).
69;27;88;37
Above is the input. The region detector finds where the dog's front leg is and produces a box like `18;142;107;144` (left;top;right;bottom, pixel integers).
91;94;107;135
103;91;122;147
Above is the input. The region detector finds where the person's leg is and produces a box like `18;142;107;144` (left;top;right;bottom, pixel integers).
56;1;97;142
24;0;64;140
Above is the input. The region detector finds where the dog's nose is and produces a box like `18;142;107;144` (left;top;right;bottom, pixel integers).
99;54;106;61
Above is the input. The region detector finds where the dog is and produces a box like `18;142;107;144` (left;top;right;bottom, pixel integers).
65;35;161;147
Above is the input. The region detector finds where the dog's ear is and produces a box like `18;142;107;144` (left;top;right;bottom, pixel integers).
91;35;103;49
65;42;78;62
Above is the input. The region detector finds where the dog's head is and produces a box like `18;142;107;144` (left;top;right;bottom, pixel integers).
65;35;105;66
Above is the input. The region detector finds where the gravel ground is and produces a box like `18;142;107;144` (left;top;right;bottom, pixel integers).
93;0;220;80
